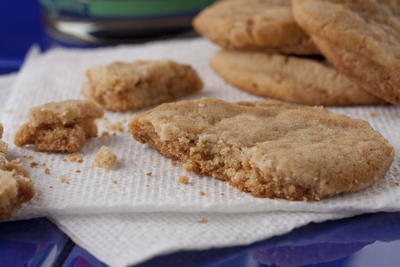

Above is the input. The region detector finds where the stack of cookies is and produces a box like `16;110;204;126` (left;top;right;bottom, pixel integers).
193;0;399;106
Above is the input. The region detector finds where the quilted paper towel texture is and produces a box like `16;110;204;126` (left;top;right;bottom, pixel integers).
1;38;399;220
50;211;356;267
1;74;357;267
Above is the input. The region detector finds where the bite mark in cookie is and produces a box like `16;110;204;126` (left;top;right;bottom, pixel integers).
129;98;394;201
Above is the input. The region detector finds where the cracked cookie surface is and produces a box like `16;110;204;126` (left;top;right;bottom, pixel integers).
14;100;104;153
211;50;385;106
82;60;203;111
129;98;394;201
292;0;400;105
1;124;35;219
193;0;319;55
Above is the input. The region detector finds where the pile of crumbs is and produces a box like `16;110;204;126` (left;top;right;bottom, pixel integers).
179;176;189;184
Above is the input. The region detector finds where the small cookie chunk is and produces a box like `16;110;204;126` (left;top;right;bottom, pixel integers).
82;60;203;111
95;146;117;168
211;50;385;106
1;124;35;219
292;0;400;105
14;100;104;153
129;98;394;201
193;0;319;55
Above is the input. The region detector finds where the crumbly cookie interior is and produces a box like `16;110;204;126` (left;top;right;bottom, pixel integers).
130;98;394;201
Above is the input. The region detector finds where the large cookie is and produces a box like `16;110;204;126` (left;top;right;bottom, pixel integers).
211;50;385;106
193;0;319;55
292;0;400;105
129;98;394;201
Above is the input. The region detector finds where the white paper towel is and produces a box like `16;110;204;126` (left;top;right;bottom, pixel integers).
0;38;399;221
1;72;360;267
50;211;357;267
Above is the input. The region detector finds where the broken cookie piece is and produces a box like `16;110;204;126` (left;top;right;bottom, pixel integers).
1;123;35;219
14;100;104;153
129;98;394;201
82;60;203;111
95;146;117;168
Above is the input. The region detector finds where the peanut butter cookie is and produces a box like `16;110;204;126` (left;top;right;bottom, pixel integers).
82;60;203;112
129;98;394;201
211;50;385;106
14;100;104;153
292;0;400;105
193;0;319;55
1;124;35;219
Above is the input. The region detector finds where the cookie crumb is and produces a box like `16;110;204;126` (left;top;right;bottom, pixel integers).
112;133;117;136
76;170;81;173
5;109;13;114
59;175;67;183
68;153;84;162
50;159;55;161
179;176;189;184
112;180;117;184
45;168;50;174
395;183;399;186
40;163;46;167
376;192;380;195
50;186;53;188
220;193;224;195
66;182;69;184
370;112;379;118
146;172;152;176
106;121;124;132
30;162;39;168
198;218;208;223
94;146;117;168
101;131;110;137
171;161;177;166
200;191;205;196
62;159;67;162
146;185;149;187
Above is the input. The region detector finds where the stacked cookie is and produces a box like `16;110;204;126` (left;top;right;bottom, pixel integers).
193;0;398;106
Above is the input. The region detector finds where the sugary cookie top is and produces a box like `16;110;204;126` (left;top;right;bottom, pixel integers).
29;100;104;127
193;0;318;53
292;0;400;68
85;59;202;93
130;98;395;199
